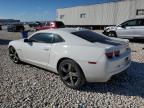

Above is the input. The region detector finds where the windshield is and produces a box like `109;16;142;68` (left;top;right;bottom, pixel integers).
72;30;111;43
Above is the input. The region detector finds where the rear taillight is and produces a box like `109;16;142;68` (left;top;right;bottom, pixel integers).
105;50;120;59
105;52;113;59
114;50;120;57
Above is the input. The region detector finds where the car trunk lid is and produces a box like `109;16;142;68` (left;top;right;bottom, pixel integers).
94;39;130;59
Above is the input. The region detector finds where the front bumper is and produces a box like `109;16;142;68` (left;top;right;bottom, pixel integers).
103;30;109;36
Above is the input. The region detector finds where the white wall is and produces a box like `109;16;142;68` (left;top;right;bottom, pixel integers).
57;0;144;26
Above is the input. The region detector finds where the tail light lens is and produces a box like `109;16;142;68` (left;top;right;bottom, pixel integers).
105;50;120;59
114;50;120;57
105;52;113;59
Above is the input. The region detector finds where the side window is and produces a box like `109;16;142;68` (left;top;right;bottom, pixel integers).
60;15;65;19
121;21;128;27
80;13;86;18
137;19;144;26
29;33;53;43
121;20;137;27
136;9;144;15
53;34;64;43
126;20;137;26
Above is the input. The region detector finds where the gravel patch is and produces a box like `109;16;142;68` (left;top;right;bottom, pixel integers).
0;30;144;108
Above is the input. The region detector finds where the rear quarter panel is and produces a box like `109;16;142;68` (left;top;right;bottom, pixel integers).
49;43;105;73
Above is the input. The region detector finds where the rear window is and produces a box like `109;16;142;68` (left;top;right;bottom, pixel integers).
72;30;110;43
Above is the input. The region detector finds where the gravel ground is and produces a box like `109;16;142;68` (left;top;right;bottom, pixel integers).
0;30;144;108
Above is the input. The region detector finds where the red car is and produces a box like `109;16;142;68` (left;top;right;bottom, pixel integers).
34;21;65;31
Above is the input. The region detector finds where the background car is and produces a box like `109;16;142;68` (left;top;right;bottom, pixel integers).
103;18;144;39
8;28;131;89
34;21;65;31
28;22;42;28
7;24;25;32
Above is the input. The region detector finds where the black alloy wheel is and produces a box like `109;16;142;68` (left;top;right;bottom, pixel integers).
9;46;20;63
58;59;85;89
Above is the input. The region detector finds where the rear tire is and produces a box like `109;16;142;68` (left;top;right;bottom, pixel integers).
58;59;85;89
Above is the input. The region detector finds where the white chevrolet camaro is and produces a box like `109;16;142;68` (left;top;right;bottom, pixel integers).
8;28;131;89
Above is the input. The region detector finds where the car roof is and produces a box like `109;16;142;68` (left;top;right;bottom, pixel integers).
126;17;144;21
38;28;86;33
118;17;144;25
32;28;91;45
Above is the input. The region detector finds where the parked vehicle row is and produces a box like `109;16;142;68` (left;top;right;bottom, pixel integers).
5;21;65;32
28;22;42;28
34;21;65;31
7;24;25;32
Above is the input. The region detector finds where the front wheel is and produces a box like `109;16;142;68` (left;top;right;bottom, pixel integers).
58;59;85;89
108;31;117;37
9;46;21;64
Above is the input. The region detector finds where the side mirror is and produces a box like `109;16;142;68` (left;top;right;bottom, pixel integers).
24;38;30;42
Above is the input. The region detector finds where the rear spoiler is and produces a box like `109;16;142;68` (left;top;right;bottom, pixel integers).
109;37;129;44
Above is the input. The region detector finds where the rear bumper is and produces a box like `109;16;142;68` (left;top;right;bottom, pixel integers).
79;52;131;82
103;60;131;82
85;61;131;83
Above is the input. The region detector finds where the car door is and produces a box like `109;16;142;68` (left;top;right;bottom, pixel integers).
132;19;144;38
116;19;137;39
22;33;53;68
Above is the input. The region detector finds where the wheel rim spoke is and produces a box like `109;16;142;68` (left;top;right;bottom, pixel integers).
68;63;72;71
13;56;16;61
9;54;14;57
63;74;70;80
60;62;80;87
14;55;18;61
10;48;14;54
14;51;17;55
69;75;75;86
71;72;79;77
9;47;19;62
62;67;67;73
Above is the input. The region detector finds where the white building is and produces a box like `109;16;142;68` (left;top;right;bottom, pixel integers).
57;0;144;29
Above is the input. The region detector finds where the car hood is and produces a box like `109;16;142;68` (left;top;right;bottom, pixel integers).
104;26;117;31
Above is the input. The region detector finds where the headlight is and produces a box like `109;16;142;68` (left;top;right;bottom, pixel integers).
104;27;109;31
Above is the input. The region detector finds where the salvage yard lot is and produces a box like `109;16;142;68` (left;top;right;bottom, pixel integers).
0;30;144;108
